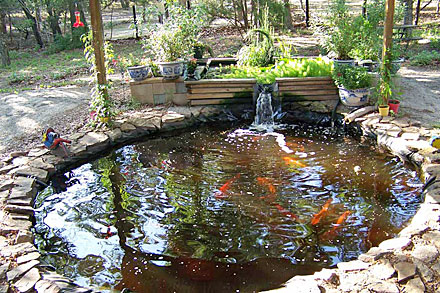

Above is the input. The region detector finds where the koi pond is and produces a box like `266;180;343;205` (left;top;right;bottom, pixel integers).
34;124;422;292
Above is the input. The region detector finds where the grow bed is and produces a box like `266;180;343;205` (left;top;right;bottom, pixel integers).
185;76;338;106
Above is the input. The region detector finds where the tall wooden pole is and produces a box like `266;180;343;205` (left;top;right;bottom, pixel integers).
305;0;310;27
381;0;395;104
89;0;108;90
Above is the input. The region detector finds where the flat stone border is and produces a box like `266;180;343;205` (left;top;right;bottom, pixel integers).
1;105;439;292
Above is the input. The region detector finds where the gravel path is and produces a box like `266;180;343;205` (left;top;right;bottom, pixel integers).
0;86;90;154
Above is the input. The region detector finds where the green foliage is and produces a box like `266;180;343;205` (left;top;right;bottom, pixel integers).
208;57;333;84
237;28;275;67
202;0;287;30
332;64;371;90
143;4;207;62
322;0;358;60
0;48;88;89
82;32;115;126
46;33;84;54
350;16;382;61
409;50;440;66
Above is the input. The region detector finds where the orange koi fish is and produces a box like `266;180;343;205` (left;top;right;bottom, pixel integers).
311;198;333;225
335;211;351;226
283;156;306;168
252;136;261;142
273;203;299;221
257;177;277;194
321;211;352;241
286;142;305;152
215;174;241;199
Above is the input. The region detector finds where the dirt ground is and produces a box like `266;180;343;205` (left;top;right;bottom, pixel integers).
398;65;440;127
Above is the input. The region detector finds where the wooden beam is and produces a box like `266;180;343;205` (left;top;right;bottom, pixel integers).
189;87;254;94
185;78;256;85
187;92;253;100
280;95;339;101
278;85;337;91
190;98;252;106
382;0;395;62
381;0;396;105
89;0;107;89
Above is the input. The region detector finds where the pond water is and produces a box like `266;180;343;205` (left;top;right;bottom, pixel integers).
34;124;422;292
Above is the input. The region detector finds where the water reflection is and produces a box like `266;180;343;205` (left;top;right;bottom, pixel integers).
34;124;422;291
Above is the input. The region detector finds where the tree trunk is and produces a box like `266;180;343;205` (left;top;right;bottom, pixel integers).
415;0;421;24
47;9;62;38
120;0;129;9
305;0;310;27
403;0;414;24
18;0;44;48
251;0;259;28
403;0;414;37
242;0;249;30
0;33;11;66
283;0;294;31
0;11;6;34
362;0;367;16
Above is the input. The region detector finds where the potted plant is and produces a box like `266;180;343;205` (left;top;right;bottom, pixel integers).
119;54;152;81
322;0;357;66
143;5;206;79
333;64;372;107
193;41;214;59
351;16;382;71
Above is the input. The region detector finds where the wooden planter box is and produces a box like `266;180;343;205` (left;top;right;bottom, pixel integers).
276;76;339;101
184;77;338;106
185;79;256;106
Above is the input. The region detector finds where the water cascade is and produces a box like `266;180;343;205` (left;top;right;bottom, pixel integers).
252;83;281;129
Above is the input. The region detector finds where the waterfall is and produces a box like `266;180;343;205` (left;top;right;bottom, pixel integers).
254;89;275;126
252;83;282;130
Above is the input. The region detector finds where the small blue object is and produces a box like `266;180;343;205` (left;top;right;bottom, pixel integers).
430;136;440;149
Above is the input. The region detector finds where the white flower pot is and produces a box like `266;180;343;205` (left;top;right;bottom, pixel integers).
158;61;184;79
338;86;370;107
127;65;152;81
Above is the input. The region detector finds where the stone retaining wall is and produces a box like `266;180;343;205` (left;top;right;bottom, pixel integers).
0;105;439;293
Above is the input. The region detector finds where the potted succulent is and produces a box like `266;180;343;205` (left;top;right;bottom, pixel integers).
333;64;372;107
143;5;206;79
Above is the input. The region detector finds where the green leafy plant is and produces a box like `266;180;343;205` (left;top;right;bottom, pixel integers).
332;64;371;90
143;5;206;62
409;50;440;66
350;16;382;61
82;32;115;126
321;0;357;60
208;57;333;84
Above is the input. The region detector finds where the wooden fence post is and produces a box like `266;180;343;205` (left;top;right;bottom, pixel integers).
89;0;108;94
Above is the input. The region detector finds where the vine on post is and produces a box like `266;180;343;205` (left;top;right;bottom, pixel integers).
82;32;115;127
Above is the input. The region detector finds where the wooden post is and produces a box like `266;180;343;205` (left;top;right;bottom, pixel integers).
305;0;310;27
132;5;139;39
381;0;395;104
89;0;107;92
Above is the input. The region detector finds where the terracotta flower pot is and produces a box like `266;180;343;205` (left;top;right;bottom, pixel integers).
388;99;400;114
378;105;390;117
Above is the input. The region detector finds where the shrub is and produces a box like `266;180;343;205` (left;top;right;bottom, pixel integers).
332;64;371;90
409;50;440;66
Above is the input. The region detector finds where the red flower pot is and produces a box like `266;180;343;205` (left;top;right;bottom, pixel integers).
388;99;400;114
